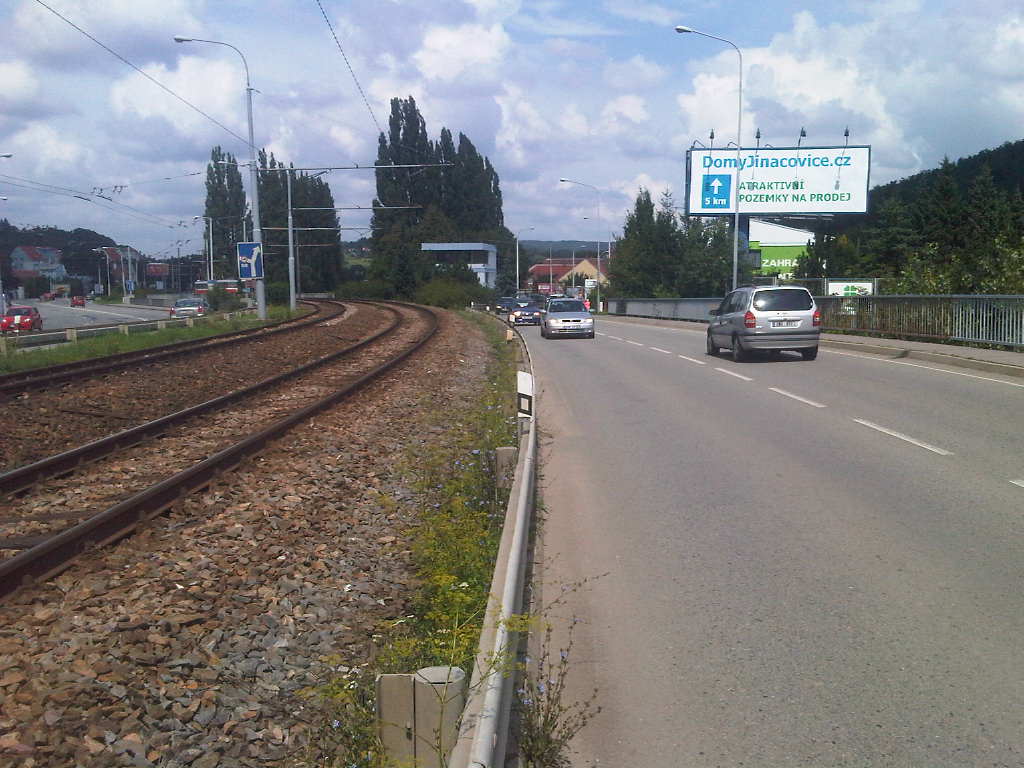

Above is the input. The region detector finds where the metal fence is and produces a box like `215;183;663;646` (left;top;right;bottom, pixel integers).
609;295;1024;348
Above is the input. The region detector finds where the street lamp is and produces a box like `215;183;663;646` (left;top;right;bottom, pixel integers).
514;227;534;295
175;35;266;319
193;216;214;283
675;24;743;290
287;169;329;311
560;178;605;310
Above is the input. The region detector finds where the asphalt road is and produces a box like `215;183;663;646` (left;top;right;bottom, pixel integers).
526;317;1023;767
27;298;168;330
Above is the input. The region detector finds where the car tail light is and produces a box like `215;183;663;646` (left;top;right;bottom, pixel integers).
812;310;821;327
744;311;756;328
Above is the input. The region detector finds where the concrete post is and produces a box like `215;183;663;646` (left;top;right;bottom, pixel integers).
157;320;166;330
414;666;466;767
0;336;6;356
65;328;77;342
118;324;129;336
186;318;194;328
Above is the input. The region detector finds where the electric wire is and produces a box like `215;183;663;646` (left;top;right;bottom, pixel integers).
31;0;251;148
312;0;384;135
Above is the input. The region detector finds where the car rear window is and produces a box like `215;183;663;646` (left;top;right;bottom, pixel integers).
752;289;813;311
4;308;30;317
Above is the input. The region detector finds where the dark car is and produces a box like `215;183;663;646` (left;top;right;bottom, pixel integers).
509;304;542;325
1;305;43;333
495;297;516;314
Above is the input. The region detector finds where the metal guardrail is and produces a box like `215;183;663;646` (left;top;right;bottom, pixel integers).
610;295;1024;348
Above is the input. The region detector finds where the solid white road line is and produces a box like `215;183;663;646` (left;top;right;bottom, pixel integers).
714;367;753;381
649;346;672;354
626;340;644;346
597;332;607;336
769;387;827;408
852;418;953;455
1010;479;1024;489
826;349;1024;389
678;354;707;366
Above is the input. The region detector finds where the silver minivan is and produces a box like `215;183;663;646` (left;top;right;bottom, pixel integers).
707;286;820;361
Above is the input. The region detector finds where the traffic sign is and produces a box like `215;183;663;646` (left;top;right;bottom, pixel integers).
702;174;732;209
237;242;264;280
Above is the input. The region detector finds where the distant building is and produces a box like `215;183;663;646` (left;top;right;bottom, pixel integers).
421;242;497;288
527;257;608;293
9;246;67;282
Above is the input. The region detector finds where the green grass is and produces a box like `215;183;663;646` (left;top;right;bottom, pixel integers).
0;306;295;374
299;310;519;767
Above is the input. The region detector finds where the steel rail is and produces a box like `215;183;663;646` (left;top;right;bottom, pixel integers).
0;301;398;496
0;302;438;601
0;301;332;396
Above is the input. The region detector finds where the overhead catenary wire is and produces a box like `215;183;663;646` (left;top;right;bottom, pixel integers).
31;0;252;148
312;0;383;136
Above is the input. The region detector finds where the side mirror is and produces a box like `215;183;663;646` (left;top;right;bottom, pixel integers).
708;308;720;316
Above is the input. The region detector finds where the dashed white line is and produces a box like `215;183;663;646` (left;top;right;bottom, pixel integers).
608;335;623;341
826;349;1024;389
769;388;827;408
678;354;707;366
714;367;753;381
1010;479;1024;489
597;332;607;336
626;340;644;346
852;419;953;455
649;346;672;354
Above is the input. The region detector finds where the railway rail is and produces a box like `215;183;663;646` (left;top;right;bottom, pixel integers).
0;301;438;603
0;300;330;397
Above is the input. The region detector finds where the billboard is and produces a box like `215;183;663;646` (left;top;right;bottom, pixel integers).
685;145;871;215
146;262;169;277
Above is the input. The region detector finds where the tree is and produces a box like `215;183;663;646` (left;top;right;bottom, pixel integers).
204;147;250;280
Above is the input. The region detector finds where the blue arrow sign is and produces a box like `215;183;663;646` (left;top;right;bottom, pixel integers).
237;242;264;280
702;174;731;209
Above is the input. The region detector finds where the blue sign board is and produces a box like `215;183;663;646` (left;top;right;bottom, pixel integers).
702;174;732;209
125;279;135;294
237;242;264;280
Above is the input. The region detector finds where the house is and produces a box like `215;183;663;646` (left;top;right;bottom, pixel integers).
527;257;608;293
9;246;67;282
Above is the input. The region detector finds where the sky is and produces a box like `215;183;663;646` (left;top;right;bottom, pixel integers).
1;0;1023;257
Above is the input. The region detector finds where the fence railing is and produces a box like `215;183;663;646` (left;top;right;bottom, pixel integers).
609;295;1024;348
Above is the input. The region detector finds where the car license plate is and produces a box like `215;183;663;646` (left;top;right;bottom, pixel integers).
771;320;798;328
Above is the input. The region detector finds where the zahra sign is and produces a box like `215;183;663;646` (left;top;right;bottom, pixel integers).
686;146;871;215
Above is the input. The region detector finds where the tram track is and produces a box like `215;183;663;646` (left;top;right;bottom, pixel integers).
0;301;438;602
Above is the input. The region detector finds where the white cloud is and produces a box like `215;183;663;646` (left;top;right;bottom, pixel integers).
413;24;511;82
0;61;38;104
604;54;667;90
109;56;244;137
559;104;590;137
603;0;677;26
495;85;549;166
601;95;650;132
465;0;522;24
10;123;88;174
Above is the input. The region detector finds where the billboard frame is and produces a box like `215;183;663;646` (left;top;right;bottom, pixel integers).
684;144;872;217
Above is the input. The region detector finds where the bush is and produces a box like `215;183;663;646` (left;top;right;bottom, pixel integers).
206;286;243;311
414;277;491;309
334;279;395;300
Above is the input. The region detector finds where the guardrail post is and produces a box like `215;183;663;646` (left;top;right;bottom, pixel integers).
65;328;77;342
0;336;6;356
118;324;129;336
377;667;466;767
186;318;194;328
157;320;166;330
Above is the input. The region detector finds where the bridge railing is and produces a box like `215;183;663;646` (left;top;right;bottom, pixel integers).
608;295;1024;348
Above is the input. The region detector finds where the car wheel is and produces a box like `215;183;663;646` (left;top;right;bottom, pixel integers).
706;332;719;356
800;346;818;360
587;332;595;339
732;335;748;362
540;327;548;338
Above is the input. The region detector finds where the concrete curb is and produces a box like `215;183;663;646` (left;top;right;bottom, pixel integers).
819;337;1024;379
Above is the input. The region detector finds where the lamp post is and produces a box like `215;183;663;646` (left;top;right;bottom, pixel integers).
560;178;605;310
193;216;214;283
175;36;266;319
675;25;743;290
514;227;534;296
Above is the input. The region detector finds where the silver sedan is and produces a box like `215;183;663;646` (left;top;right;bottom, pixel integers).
540;298;595;339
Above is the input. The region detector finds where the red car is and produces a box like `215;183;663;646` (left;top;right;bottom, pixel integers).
70;295;86;307
1;305;43;333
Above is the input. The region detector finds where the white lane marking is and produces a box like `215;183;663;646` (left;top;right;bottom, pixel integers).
678;354;707;366
608;335;623;341
714;367;753;381
769;387;827;408
626;340;644;346
66;306;165;320
826;349;1024;389
597;332;607;336
852;418;953;455
649;346;672;354
599;318;704;335
1010;479;1024;489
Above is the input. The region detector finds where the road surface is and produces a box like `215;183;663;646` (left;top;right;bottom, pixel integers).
526;317;1023;767
30;298;168;330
